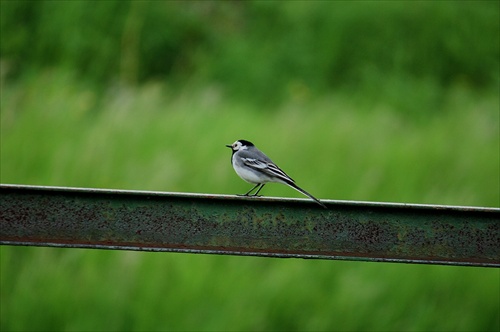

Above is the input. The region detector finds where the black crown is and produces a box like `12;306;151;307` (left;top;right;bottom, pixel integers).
238;140;254;147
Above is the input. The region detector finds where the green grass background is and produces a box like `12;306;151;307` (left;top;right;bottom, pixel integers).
1;1;499;331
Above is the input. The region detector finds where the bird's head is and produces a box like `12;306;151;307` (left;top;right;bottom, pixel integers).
226;139;254;151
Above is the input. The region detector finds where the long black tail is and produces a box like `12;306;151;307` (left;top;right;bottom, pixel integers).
285;181;327;209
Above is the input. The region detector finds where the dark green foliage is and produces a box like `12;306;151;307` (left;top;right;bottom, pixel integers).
2;1;498;103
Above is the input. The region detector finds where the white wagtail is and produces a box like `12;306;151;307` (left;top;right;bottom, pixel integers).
226;139;326;208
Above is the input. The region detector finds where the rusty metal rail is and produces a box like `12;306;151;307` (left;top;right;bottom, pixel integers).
0;184;499;267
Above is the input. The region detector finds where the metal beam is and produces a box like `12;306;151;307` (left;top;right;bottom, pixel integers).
1;184;499;267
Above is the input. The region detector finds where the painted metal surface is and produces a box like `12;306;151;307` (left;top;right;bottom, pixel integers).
1;184;499;267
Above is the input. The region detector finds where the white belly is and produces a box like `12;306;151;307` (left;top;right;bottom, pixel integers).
234;163;271;184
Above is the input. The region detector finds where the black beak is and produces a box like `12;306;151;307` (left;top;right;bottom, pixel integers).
225;144;232;148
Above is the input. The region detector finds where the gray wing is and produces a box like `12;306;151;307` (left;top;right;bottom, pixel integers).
240;157;295;184
237;147;273;163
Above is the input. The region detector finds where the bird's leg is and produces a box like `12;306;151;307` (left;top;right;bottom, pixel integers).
239;183;261;196
252;184;266;196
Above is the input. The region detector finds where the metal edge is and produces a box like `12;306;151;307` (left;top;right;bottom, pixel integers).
2;183;499;212
1;241;498;268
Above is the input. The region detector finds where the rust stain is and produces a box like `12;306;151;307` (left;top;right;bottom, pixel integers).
1;184;499;267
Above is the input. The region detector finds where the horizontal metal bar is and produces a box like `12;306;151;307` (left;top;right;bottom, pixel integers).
1;184;499;267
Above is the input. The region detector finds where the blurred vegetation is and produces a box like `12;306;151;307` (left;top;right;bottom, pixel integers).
1;1;499;105
1;1;499;331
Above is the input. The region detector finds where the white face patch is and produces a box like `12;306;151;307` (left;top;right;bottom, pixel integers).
232;141;248;151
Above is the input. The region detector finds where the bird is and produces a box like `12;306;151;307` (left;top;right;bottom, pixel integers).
226;139;326;208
